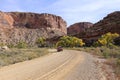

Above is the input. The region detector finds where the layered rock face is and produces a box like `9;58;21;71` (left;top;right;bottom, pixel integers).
0;11;67;46
67;22;93;37
0;11;14;28
86;11;120;39
67;11;120;46
9;12;66;34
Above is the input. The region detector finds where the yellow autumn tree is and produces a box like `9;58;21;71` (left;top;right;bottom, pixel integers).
56;36;85;47
96;32;119;46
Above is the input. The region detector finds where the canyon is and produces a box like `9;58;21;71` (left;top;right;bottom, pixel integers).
0;11;120;46
67;11;120;45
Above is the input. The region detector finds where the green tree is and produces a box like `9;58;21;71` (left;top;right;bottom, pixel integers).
56;36;85;47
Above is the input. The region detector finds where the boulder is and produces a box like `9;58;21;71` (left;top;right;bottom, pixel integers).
0;46;9;51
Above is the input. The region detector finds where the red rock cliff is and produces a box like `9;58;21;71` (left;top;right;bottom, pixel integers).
8;12;66;34
67;11;120;46
0;11;67;45
67;22;93;36
85;11;120;40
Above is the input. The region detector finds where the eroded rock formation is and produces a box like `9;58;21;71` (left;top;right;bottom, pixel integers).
67;22;93;36
0;11;67;46
67;11;120;46
86;11;120;39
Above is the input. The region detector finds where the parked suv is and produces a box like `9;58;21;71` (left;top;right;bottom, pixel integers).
57;46;63;52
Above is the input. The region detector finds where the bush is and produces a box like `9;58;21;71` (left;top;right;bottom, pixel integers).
0;43;5;46
16;41;28;48
114;37;120;46
99;46;120;58
7;43;15;48
36;37;46;47
94;32;119;47
117;59;120;66
56;36;85;47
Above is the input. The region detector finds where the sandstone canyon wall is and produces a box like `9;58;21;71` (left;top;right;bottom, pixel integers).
86;11;120;39
67;11;120;43
67;22;93;36
0;11;67;46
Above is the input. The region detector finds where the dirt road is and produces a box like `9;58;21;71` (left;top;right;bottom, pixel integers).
0;50;115;80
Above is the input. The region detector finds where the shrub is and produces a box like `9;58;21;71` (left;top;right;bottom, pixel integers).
16;41;28;48
95;32;119;47
114;37;120;46
36;37;46;47
7;43;15;48
117;59;120;66
56;36;85;47
0;43;5;46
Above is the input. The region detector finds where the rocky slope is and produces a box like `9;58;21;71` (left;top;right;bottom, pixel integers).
86;11;120;39
67;22;93;36
67;11;120;45
0;11;67;46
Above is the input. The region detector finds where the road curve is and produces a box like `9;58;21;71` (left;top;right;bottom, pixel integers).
0;50;111;80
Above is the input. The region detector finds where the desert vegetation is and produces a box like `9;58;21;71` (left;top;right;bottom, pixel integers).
56;36;85;47
0;39;49;67
0;32;120;78
16;41;28;48
93;32;119;47
36;37;46;47
0;48;48;67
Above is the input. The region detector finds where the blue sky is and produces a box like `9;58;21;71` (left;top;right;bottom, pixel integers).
0;0;120;26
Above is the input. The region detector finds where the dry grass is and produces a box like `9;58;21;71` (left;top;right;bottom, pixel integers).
0;48;48;67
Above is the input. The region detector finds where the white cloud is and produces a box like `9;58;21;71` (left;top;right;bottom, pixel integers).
45;0;120;26
0;0;120;26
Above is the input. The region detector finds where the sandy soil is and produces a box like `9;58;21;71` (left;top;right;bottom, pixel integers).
0;50;116;80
